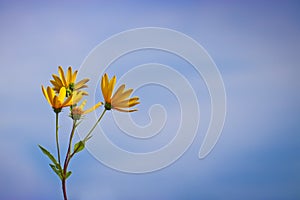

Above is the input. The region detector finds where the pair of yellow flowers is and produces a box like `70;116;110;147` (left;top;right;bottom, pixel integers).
42;66;140;117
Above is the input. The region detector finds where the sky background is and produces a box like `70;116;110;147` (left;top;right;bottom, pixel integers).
0;0;299;199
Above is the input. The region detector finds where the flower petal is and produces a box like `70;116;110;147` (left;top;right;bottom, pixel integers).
71;92;84;105
58;87;66;103
101;74;109;102
81;91;89;96
113;97;139;108
106;75;116;102
51;74;63;87
72;70;78;83
62;95;73;107
112;88;133;104
41;85;52;106
79;100;87;110
83;102;103;114
47;86;55;105
50;82;59;89
67;67;72;84
52;95;59;109
113;107;138;112
58;66;67;86
74;78;89;90
111;84;125;101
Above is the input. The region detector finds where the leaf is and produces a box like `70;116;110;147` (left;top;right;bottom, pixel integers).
73;141;85;154
38;145;59;166
49;164;63;180
66;171;72;179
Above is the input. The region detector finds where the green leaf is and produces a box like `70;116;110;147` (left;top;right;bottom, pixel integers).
66;171;72;179
49;164;63;180
73;141;85;154
38;145;59;166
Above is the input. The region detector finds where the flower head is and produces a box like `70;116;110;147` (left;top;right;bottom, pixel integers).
42;86;83;113
71;100;102;120
101;73;140;112
50;66;89;96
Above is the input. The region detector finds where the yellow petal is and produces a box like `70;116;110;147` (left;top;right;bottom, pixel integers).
41;85;52;106
50;80;60;88
79;100;87;110
70;92;83;105
58;66;67;86
47;86;55;105
113;107;138;112
75;85;88;91
104;73;109;86
106;75;116;102
51;86;61;94
111;84;125;101
113;97;139;108
62;95;73;107
101;74;108;102
67;67;72;84
83;102;103;114
62;91;83;107
72;70;78;83
58;87;66;103
81;91;89;96
51;74;63;87
127;97;140;107
74;78;89;90
129;101;140;107
112;88;133;104
52;95;60;108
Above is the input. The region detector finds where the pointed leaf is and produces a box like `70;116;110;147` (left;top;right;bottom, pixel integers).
73;141;85;154
38;145;59;166
49;164;63;180
66;171;72;179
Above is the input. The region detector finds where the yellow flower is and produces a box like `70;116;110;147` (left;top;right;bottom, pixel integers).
71;100;103;120
50;66;89;96
101;73;140;112
41;86;83;113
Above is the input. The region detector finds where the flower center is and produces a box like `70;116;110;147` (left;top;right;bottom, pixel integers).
66;83;75;97
69;83;74;91
105;102;112;110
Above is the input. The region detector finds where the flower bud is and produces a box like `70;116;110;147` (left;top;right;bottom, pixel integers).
70;107;84;120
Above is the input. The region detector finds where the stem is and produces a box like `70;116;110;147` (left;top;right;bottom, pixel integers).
62;179;67;200
83;109;107;142
55;112;61;165
62;119;77;200
60;109;107;200
64;120;77;168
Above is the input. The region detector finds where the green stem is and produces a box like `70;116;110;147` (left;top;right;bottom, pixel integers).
55;112;61;165
60;109;107;200
65;120;77;167
62;119;77;200
83;109;107;142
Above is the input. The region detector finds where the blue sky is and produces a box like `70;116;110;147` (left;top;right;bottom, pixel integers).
0;1;299;199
